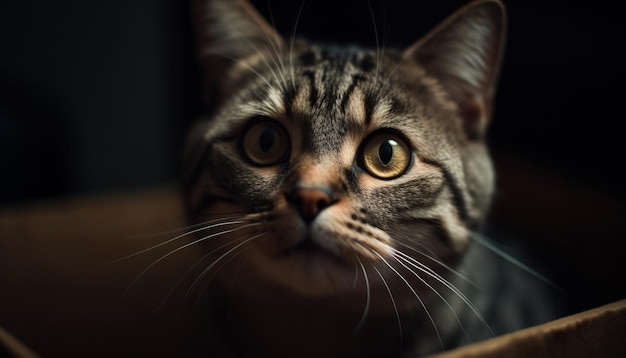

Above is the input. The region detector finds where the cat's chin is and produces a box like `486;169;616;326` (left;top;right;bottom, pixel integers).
225;242;449;316
242;235;439;307
248;240;364;297
281;234;344;262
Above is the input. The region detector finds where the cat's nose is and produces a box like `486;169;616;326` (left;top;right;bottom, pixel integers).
287;185;336;223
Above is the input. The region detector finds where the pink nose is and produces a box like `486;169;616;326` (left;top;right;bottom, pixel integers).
287;186;335;223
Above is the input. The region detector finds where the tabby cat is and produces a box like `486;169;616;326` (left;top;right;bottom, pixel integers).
180;0;555;356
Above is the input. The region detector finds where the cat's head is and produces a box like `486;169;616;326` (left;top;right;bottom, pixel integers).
184;0;505;306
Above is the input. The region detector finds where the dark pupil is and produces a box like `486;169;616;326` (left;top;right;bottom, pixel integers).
378;140;393;165
259;128;276;152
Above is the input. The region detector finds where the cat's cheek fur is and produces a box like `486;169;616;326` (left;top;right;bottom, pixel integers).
439;205;472;252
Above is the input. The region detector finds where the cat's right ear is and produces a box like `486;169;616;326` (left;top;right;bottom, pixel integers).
193;0;285;107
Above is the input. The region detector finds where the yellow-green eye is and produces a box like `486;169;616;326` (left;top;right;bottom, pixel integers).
241;118;290;166
360;132;412;179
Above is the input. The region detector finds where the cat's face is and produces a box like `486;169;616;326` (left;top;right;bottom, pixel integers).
185;0;504;311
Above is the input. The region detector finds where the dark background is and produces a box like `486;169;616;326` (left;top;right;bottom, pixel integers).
1;0;623;204
1;0;624;315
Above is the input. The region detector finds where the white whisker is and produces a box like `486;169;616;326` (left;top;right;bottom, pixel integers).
373;265;403;347
392;249;493;338
219;13;289;98
366;0;382;95
155;235;252;311
105;217;250;265
121;222;262;296
183;232;267;309
209;52;278;92
472;232;562;291
288;1;307;90
368;249;444;350
352;261;360;288
392;253;472;344
354;256;371;334
256;5;291;94
127;213;249;240
395;240;482;290
187;242;255;318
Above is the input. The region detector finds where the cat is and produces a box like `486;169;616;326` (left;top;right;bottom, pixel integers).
178;0;558;356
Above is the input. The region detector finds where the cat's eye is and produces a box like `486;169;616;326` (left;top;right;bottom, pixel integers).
359;132;412;180
241;118;290;166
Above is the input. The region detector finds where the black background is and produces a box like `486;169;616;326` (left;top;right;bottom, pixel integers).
1;0;623;204
0;2;624;349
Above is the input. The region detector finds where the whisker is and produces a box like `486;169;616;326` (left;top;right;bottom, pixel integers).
367;248;443;350
186;243;255;320
365;0;382;94
173;238;259;330
213;7;289;99
393;248;483;308
288;1;307;90
472;232;563;291
105;217;250;265
182;232;267;311
258;3;292;93
373;265;403;347
127;212;250;240
258;1;292;94
392;249;493;339
354;256;371;334
154;235;251;311
395;241;482;290
121;222;262;296
209;52;278;92
392;252;473;344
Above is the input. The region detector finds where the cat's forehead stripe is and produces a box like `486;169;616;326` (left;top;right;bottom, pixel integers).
288;52;383;126
342;88;366;127
339;74;365;115
301;70;318;108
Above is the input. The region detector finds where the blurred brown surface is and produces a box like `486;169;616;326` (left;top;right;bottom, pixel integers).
0;187;202;356
429;299;626;358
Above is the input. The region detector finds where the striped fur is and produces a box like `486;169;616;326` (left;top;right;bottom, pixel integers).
182;0;507;356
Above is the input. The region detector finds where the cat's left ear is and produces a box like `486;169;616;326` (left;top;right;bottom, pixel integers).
193;0;286;106
403;0;506;140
